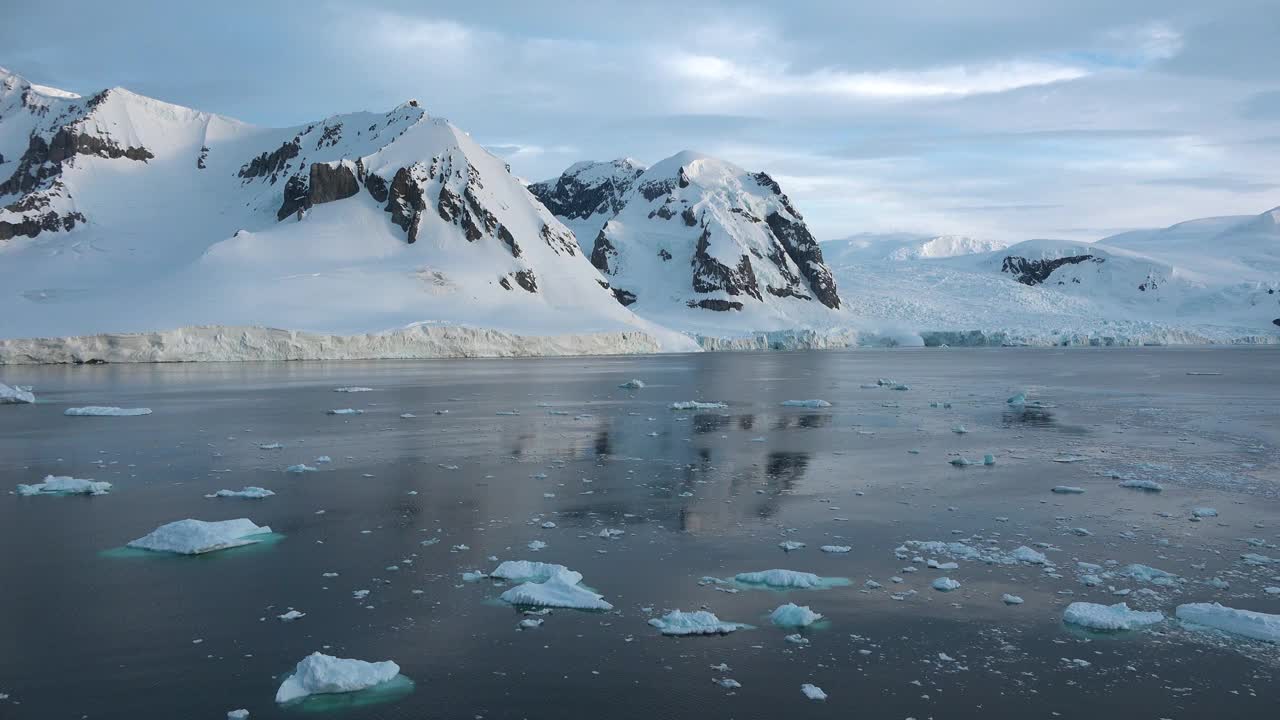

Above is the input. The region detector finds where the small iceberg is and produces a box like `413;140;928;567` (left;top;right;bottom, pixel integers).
333;387;374;393
1064;602;1164;631
211;487;275;499
670;401;728;410
275;652;402;704
1007;392;1026;406
932;577;961;592
770;603;823;628
1191;507;1218;518
64;406;152;417
499;567;613;610
327;408;364;415
1051;486;1086;494
649;610;749;636
618;379;646;389
734;569;847;589
17;475;112;496
781;399;831;408
801;684;827;701
1002;594;1024;605
1119;479;1164;492
0;382;35;404
286;464;317;473
778;540;806;551
1176;603;1280;643
949;457;974;467
820;545;852;554
127;518;273;555
489;561;561;582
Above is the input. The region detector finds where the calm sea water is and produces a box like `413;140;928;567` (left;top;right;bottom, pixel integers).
1;347;1278;719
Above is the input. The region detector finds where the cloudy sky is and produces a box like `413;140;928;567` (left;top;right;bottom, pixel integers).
5;0;1278;241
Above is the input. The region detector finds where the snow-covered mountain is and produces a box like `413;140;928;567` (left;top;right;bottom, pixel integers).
531;152;844;334
823;209;1280;345
822;232;1008;264
0;67;694;357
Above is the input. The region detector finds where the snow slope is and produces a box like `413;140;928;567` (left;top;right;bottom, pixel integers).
823;233;1009;263
824;209;1280;346
0;67;695;358
533;151;846;335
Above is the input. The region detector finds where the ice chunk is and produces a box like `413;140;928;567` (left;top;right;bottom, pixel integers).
1191;507;1218;518
517;618;544;630
951;424;968;434
1175;603;1280;643
333;387;374;393
1007;392;1026;406
949;457;974;467
17;475;111;496
1064;602;1164;631
734;569;826;589
257;442;284;450
1002;594;1024;605
778;541;806;551
1010;546;1049;565
499;567;613;610
983;454;996;466
670;401;728;410
1119;479;1164;492
64;406;151;417
278;610;305;622
1051;486;1086;494
618;379;646;389
315;456;332;464
1123;564;1178;584
227;710;249;720
598;528;625;540
211;487;274;499
275;652;401;704
327;408;363;415
0;382;35;404
490;560;575;582
399;413;416;419
286;464;317;473
781;399;831;408
648;610;748;636
932;577;961;592
801;684;827;701
127;518;272;555
820;545;852;554
770;603;823;627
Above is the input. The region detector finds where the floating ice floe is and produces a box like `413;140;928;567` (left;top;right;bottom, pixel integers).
983;454;996;465
327;409;363;415
951;424;968;434
399;413;416;419
1175;603;1280;643
1052;486;1086;494
64;406;152;417
257;442;284;450
518;618;544;630
1191;507;1218;518
1052;456;1087;463
1119;479;1164;491
715;678;741;689
669;401;728;410
779;541;806;551
896;540;1054;567
286;464;317;473
801;684;827;701
734;569;847;589
227;710;248;719
932;577;961;592
1010;546;1049;565
0;383;35;404
1241;553;1277;566
127;518;272;555
1063;602;1164;631
949;457;974;467
1002;594;1025;605
275;652;402;704
17;475;112;496
527;540;548;551
499;567;613;610
820;545;852;554
1123;563;1180;585
781;399;831;408
333;387;374;393
649;610;749;636
618;379;646;389
598;528;625;540
1007;392;1026;406
315;456;332;464
278;610;305;621
770;603;823;627
211;487;274;499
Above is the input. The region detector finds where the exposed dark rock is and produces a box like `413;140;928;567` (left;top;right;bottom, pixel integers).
1272;318;1280;328
387;166;428;243
730;207;761;223
0;209;85;241
1001;254;1098;286
540;222;578;256
499;276;512;290
611;287;637;305
677;167;691;188
651;203;677;220
463;187;498;242
1;126;153;198
752;172;801;218
315;123;343;149
197;146;208;169
658;248;672;261
764;211;841;309
687;298;743;312
638;178;675;201
364;173;389;203
513;269;538;292
528;161;644;220
692;226;762;301
238;140;300;182
497;225;522;258
681;207;698;226
277;175;311;221
590;227;618;273
308;162;359;205
436;185;463;224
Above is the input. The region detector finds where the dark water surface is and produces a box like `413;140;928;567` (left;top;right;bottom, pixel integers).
2;347;1278;719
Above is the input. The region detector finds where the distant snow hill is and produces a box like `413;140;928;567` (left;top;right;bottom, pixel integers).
822;211;1280;346
0;66;696;359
